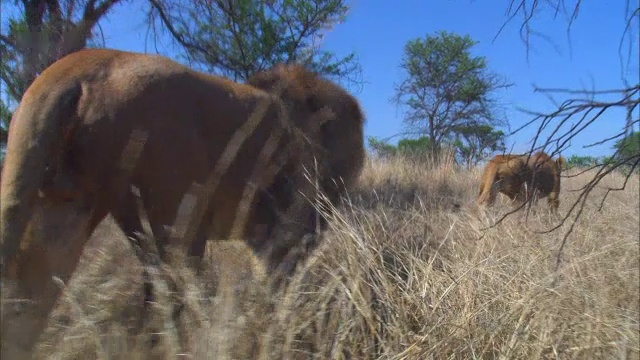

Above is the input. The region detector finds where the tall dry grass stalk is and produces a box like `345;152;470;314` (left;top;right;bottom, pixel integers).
26;155;639;359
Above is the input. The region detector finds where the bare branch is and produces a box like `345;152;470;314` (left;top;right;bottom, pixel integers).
583;122;637;149
597;160;638;212
146;0;212;56
482;81;639;259
618;1;640;80
533;87;636;95
83;0;122;24
144;0;358;83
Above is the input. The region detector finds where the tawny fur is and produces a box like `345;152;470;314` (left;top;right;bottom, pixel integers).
0;48;365;359
247;64;366;233
476;151;566;212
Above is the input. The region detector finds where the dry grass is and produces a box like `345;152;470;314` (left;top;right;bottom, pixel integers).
29;155;639;359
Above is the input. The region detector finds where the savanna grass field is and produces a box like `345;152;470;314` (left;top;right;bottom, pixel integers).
26;154;640;359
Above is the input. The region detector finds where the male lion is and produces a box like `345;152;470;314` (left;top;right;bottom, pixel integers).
0;48;364;358
247;64;365;206
246;64;366;253
476;151;566;212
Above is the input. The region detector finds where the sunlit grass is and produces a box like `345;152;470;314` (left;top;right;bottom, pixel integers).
32;156;639;359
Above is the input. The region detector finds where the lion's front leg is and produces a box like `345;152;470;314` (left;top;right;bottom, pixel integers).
547;191;560;213
477;178;499;207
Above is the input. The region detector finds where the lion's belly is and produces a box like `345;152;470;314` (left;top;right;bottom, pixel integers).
498;176;524;199
530;173;555;195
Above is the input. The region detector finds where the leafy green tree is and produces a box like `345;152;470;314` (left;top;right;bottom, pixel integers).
147;0;360;83
368;136;446;163
600;156;615;166
613;131;640;163
392;31;510;153
566;155;599;168
452;124;506;169
367;136;432;160
367;136;398;158
397;136;431;157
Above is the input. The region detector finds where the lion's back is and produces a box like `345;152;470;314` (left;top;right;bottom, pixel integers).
27;48;245;100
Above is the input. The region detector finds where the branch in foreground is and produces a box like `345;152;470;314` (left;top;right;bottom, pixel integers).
482;84;639;274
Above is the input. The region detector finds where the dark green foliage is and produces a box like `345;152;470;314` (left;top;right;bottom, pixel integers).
368;136;398;158
614;132;640;162
147;0;360;83
452;124;505;168
566;155;600;168
397;137;431;156
367;136;432;159
369;129;505;169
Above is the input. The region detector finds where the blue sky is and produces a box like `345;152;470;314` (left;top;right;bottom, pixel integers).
3;0;638;157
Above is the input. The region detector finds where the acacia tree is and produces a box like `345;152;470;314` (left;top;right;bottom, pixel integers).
453;124;506;169
367;136;399;159
613;131;640;168
146;0;360;83
392;31;511;155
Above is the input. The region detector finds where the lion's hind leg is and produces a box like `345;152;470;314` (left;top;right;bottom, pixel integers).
1;203;104;359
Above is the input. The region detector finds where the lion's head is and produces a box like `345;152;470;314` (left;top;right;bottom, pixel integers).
246;64;366;271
